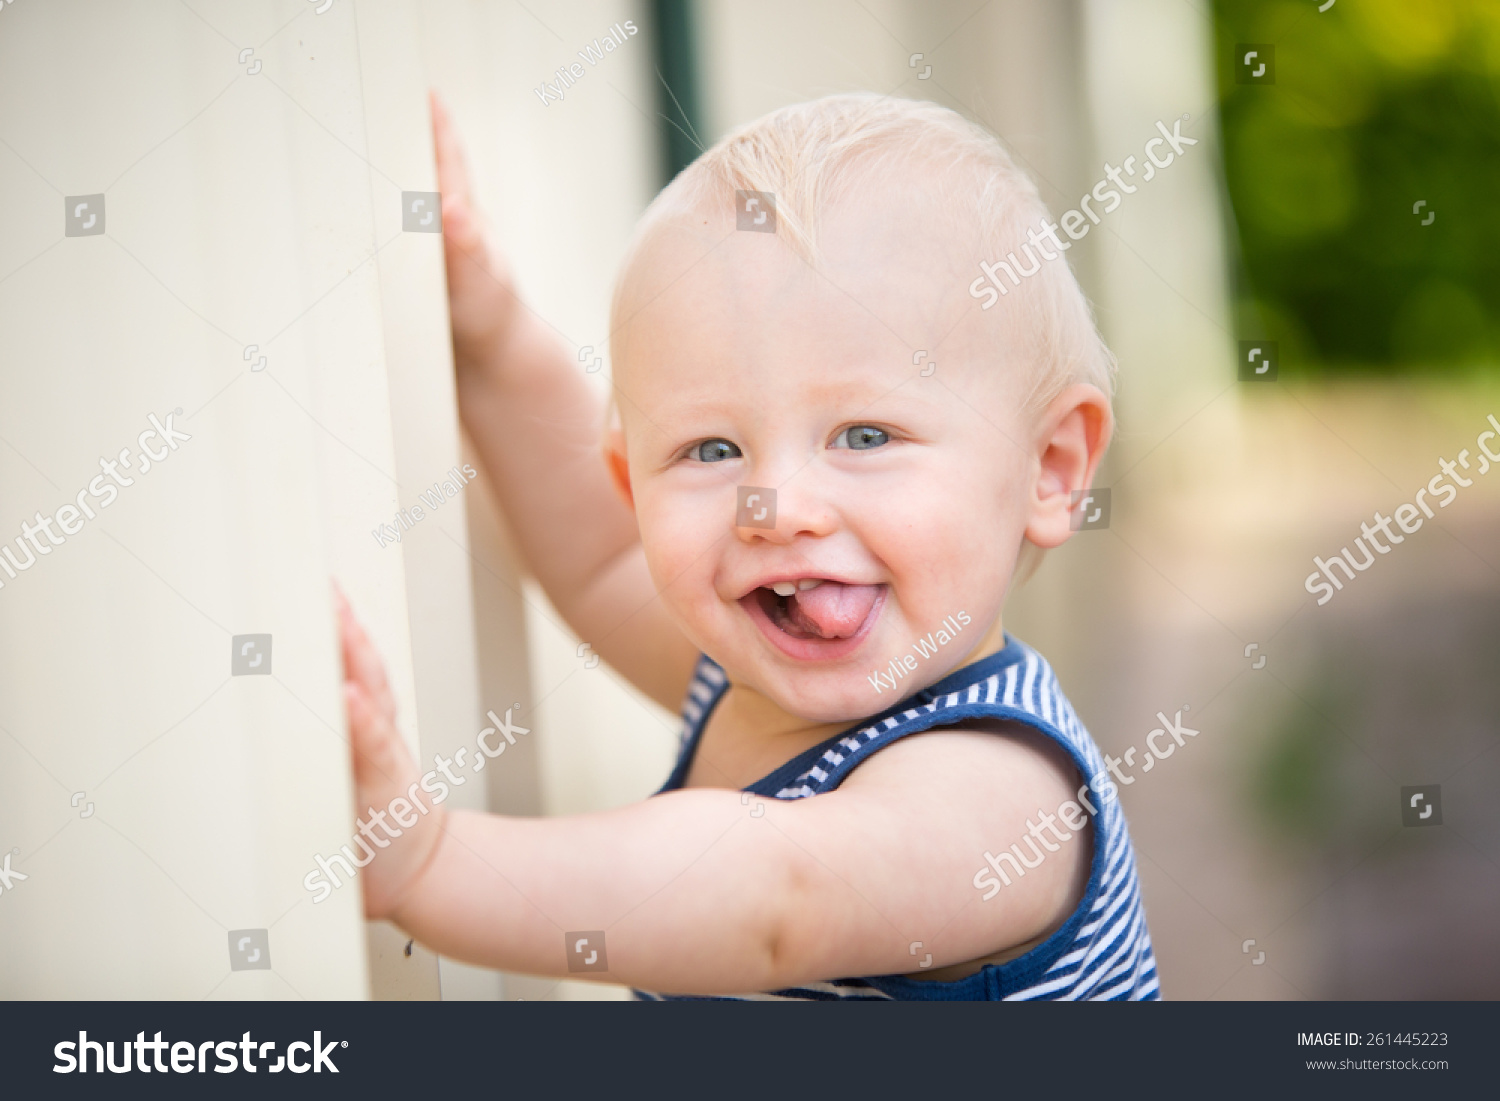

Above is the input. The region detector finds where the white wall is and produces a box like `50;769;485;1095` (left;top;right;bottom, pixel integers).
0;0;488;999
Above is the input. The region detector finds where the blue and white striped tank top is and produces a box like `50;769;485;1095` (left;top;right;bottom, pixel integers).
635;635;1160;1001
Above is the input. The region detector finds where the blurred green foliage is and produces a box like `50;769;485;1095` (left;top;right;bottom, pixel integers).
1213;0;1500;374
1252;685;1343;843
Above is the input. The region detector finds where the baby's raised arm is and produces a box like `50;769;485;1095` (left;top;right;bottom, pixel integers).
431;93;697;709
339;592;1086;993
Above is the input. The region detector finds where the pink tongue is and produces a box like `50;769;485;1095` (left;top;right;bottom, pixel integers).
786;582;881;639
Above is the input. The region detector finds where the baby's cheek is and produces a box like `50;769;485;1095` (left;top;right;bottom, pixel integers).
871;481;975;554
880;478;1017;597
635;503;720;604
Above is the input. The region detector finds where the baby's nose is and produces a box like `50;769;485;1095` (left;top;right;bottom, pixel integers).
732;479;836;543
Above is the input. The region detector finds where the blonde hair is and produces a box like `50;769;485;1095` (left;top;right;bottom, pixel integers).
608;93;1116;415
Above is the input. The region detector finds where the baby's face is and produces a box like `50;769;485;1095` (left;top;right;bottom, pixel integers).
612;181;1050;722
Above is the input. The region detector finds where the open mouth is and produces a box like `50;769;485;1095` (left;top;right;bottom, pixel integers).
740;578;886;660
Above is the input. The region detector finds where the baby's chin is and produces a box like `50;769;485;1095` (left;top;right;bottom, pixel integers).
739;666;908;725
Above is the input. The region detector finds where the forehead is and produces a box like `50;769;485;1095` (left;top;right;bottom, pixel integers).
611;172;1012;407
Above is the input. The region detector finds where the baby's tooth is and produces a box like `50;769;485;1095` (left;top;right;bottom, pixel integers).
772;581;797;597
797;578;824;591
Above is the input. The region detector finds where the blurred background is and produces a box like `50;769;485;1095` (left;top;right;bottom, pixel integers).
1;0;1495;1000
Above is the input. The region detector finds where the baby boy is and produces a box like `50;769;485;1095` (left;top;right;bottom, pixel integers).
336;92;1157;1000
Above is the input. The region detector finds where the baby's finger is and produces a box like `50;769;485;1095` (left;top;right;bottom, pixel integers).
429;94;489;270
344;680;409;785
441;189;482;255
335;592;397;720
430;89;472;208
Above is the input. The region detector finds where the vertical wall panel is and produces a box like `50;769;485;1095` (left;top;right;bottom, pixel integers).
415;0;670;1000
0;0;488;999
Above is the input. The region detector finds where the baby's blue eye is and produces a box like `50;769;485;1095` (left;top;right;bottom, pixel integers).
692;439;741;462
835;426;889;450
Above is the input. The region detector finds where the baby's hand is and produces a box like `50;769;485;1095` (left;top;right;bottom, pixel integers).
334;586;448;921
429;90;519;375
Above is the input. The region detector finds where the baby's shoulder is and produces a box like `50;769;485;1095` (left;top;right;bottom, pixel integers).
837;717;1085;808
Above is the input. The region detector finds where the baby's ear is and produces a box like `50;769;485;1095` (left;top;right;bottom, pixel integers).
605;427;634;511
1024;384;1112;549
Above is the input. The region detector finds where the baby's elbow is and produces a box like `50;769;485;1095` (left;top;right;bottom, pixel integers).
755;849;836;989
